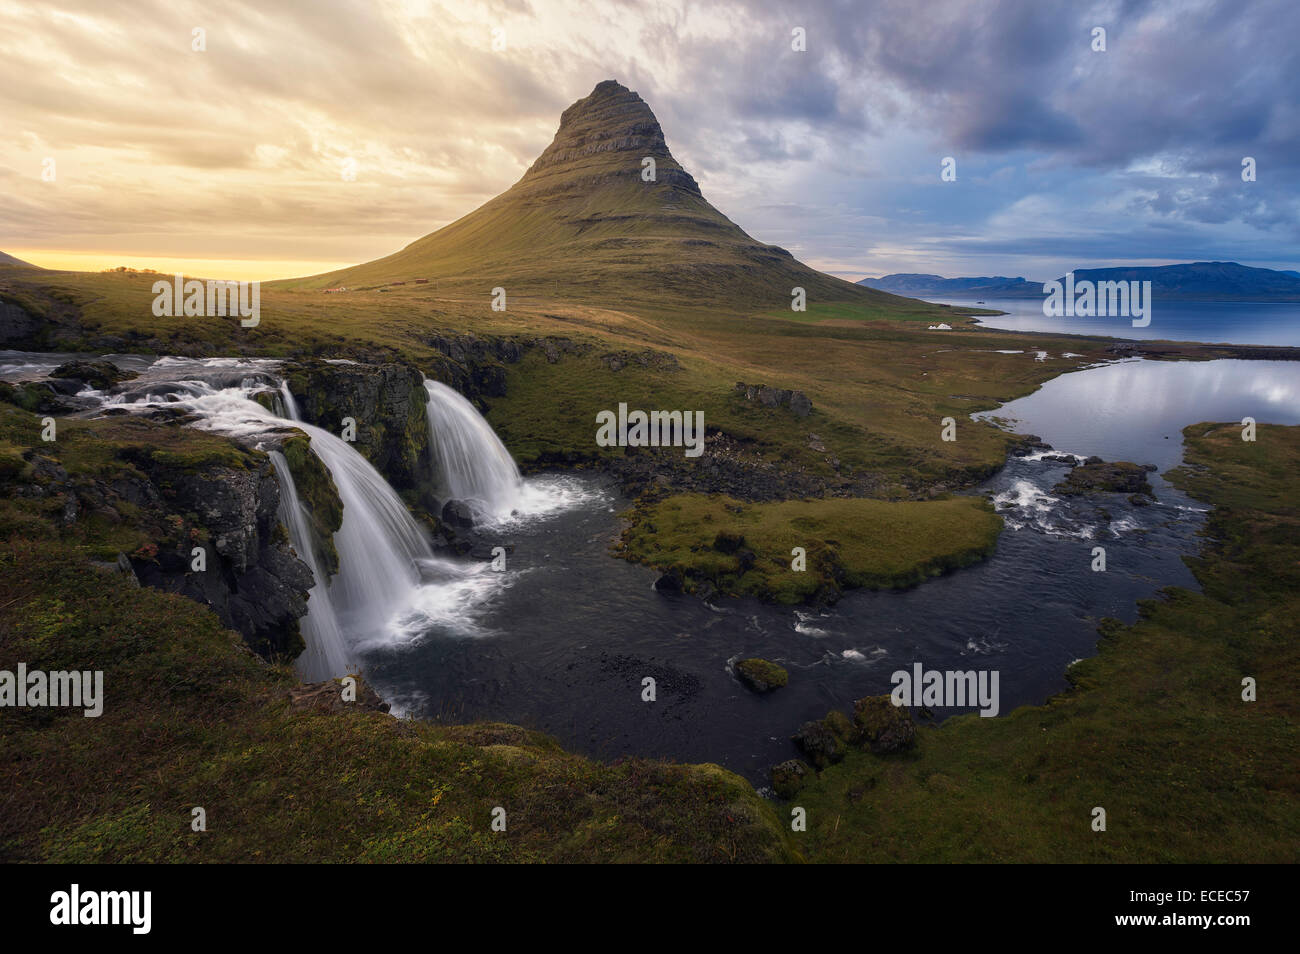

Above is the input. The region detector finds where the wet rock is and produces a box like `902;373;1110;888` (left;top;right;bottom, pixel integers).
441;499;476;529
1055;459;1156;498
653;568;684;594
735;658;788;693
281;359;430;493
770;759;811;799
792;717;847;769
852;695;917;754
50;360;137;390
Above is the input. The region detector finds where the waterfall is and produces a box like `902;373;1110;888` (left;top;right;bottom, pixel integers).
269;450;352;680
422;379;524;520
98;359;439;680
280;415;433;634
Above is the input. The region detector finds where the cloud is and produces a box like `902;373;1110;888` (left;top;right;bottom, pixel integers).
0;0;1295;280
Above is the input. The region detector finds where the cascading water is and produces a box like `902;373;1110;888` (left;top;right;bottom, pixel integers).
268;449;352;679
94;357;447;680
423;379;524;519
275;405;434;639
37;354;593;689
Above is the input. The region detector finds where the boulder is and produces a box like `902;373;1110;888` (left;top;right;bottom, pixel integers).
441;499;476;529
735;657;788;693
792;716;847;769
852;695;917;754
1054;459;1156;498
770;759;811;799
50;360;137;389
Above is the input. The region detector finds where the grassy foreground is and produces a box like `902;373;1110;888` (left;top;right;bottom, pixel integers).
791;422;1300;863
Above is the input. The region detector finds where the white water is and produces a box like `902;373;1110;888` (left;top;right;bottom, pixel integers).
55;355;597;684
423;379;525;520
269;449;352;679
97;362;447;678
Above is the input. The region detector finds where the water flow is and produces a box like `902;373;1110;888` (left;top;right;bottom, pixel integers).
285;416;434;636
269;449;352;680
423;379;524;519
98;359;441;678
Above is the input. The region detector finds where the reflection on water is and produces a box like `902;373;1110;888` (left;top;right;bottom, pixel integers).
939;298;1300;346
976;359;1300;475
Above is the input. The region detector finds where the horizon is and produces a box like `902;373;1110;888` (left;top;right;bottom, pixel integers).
4;0;1298;284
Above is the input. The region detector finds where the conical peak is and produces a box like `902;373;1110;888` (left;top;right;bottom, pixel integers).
522;80;700;194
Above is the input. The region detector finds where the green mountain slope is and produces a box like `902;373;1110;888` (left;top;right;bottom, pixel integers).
281;80;897;309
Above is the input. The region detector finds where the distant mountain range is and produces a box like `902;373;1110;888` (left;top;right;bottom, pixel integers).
859;262;1300;302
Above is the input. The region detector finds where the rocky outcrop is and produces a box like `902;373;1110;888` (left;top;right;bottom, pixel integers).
770;759;811;799
523;79;703;197
0;297;46;347
281;359;431;495
791;711;853;769
1054;458;1156;498
735;658;788;693
50;360;138;390
10;435;315;660
733;382;813;418
852;695;917;754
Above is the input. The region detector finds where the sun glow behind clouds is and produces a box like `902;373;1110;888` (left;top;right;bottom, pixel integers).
1;0;1296;281
8;251;355;283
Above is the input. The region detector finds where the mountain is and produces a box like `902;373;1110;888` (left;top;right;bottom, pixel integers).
858;274;1033;298
0;251;36;268
284;80;889;308
861;262;1300;302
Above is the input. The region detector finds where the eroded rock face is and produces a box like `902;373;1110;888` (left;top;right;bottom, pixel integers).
523;79;702;197
128;456;315;659
14;442;315;660
281;359;430;493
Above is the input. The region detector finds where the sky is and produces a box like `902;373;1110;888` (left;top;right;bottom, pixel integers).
2;0;1297;282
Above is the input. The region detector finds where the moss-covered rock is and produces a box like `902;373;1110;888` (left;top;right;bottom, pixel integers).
770;759;811;799
281;359;431;496
50;359;137;390
735;657;788;693
792;714;849;769
852;695;917;755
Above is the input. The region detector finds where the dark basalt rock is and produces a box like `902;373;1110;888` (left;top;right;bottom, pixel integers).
281;359;431;495
441;499;476;529
1054;459;1156;498
50;359;138;390
792;716;848;769
653;568;684;593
